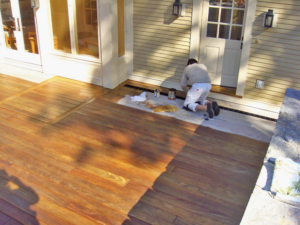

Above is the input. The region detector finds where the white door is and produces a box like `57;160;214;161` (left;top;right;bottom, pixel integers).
0;0;41;65
199;0;247;87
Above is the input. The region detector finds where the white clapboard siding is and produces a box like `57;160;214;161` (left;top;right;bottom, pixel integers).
244;0;300;105
133;0;192;84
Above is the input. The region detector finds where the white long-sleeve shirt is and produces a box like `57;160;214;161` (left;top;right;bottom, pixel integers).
180;63;211;90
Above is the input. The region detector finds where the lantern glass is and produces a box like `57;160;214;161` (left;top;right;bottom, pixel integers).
264;9;274;27
173;2;182;16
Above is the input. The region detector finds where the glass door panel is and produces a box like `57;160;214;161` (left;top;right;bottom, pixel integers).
1;0;17;50
20;0;39;54
76;0;99;57
49;0;101;59
49;0;71;53
0;0;41;64
206;0;246;41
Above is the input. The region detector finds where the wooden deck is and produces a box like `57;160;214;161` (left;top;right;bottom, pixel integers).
0;74;268;225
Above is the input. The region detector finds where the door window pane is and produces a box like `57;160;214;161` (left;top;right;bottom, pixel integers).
76;0;99;57
207;24;218;38
230;26;242;40
219;25;230;39
220;8;231;23
208;8;219;22
222;0;233;7
209;0;220;6
235;0;246;8
20;0;38;54
49;0;71;53
0;0;17;50
232;10;244;24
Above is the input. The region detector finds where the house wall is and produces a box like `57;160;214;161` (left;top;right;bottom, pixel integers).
132;0;193;86
244;0;300;105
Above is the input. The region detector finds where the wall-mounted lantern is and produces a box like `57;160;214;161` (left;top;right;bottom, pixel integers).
173;0;182;16
263;9;278;28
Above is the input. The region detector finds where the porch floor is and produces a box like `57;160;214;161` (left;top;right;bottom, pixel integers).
0;74;269;225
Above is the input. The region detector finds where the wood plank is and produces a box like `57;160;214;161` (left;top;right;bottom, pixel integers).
128;201;177;225
1;163;129;224
0;199;39;225
0;76;58;105
140;194;228;225
0;211;11;224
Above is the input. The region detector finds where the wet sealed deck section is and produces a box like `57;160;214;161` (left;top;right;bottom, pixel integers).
0;74;268;224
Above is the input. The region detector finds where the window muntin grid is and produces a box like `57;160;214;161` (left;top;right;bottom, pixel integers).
207;0;246;40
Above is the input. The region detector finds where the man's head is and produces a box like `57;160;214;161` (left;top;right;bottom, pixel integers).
187;58;198;66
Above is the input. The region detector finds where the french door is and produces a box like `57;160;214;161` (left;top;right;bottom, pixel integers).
199;0;247;87
0;0;41;65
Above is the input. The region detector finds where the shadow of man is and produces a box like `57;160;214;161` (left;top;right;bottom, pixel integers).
0;168;40;225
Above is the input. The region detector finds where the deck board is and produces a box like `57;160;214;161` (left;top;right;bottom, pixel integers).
0;74;269;224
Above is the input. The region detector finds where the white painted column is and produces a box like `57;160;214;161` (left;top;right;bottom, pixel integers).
236;0;257;96
189;0;202;60
125;0;133;75
100;0;119;89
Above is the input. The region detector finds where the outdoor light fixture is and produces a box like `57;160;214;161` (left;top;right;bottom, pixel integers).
173;0;182;16
263;9;278;28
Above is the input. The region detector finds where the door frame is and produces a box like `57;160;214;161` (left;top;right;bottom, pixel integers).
190;0;257;96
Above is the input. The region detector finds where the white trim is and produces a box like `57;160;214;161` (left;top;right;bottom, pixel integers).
129;73;280;119
100;0;119;89
125;0;133;75
236;0;257;96
1;58;42;72
189;0;201;60
0;63;53;83
118;55;128;84
57;72;102;86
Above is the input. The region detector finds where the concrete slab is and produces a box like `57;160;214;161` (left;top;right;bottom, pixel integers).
241;88;300;225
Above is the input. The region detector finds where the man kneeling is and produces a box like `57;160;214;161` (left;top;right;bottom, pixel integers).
180;58;220;118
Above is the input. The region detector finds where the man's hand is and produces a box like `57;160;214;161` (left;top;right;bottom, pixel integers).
182;86;190;92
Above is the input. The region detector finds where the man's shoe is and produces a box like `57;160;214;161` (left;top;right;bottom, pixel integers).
212;101;220;116
207;103;214;118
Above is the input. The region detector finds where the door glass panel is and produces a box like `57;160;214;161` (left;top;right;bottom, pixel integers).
208;8;219;22
230;26;242;40
85;0;90;8
207;24;218;38
220;8;231;23
236;0;246;8
222;0;233;7
232;10;244;24
219;25;230;39
0;0;17;50
209;0;220;6
20;0;38;54
49;0;71;53
76;0;99;57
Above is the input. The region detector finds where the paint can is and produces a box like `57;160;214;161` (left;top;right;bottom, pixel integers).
168;88;176;100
